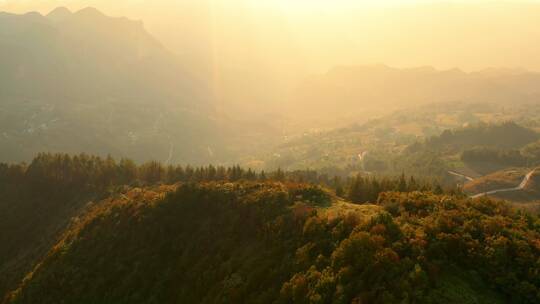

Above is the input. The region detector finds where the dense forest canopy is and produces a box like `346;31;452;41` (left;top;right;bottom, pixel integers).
0;153;539;304
3;181;539;303
0;153;454;299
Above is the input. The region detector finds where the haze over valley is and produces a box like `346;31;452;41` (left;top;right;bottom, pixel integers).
1;1;540;303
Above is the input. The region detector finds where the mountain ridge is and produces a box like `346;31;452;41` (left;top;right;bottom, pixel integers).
0;7;221;164
290;64;540;120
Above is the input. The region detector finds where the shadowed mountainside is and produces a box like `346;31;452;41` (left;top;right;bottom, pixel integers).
0;7;227;164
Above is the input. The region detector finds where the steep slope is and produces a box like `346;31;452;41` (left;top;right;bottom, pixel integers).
0;152;337;299
0;8;221;164
5;183;539;303
0;7;206;105
5;182;335;303
0;190;99;299
0;154;125;298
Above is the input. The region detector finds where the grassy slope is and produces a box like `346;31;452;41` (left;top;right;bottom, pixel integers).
464;168;528;194
465;168;540;204
493;169;540;203
319;199;381;222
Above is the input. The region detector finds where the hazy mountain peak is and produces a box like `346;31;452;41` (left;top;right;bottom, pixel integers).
18;11;45;22
46;6;72;21
23;11;41;17
0;11;49;35
74;7;105;19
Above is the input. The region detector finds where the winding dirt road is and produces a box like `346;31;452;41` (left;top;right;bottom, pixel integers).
470;169;536;199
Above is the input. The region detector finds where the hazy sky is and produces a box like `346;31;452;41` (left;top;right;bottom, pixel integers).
3;0;540;111
2;0;540;72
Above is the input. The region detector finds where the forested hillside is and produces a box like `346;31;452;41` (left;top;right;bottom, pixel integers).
1;153;539;304
408;122;539;154
4;183;539;304
0;153;450;298
403;122;540;178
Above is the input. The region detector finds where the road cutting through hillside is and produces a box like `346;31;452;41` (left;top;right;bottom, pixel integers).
471;169;537;199
448;170;475;182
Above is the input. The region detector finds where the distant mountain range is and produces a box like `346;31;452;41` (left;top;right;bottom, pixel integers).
0;7;222;164
291;65;540;118
0;7;209;105
5;7;540;165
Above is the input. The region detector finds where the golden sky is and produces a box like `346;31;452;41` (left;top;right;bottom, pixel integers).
3;0;540;114
2;1;540;76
